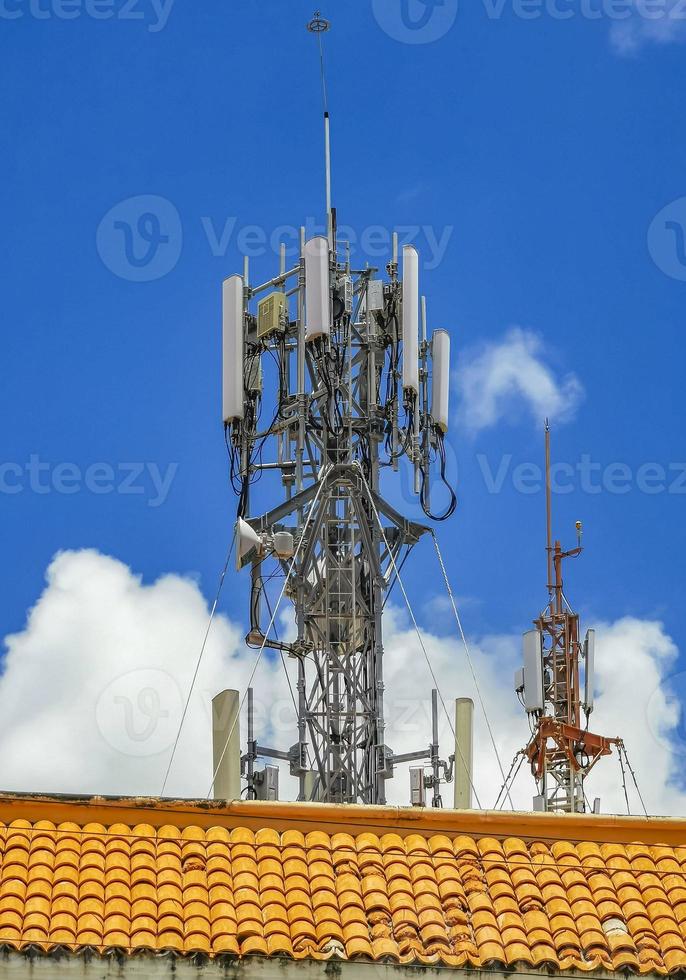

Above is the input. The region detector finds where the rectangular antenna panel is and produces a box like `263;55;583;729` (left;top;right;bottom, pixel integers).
246;354;262;395
402;245;419;392
257;291;287;339
410;767;426;807
222;275;244;423
522;629;544;712
305;236;331;339
255;765;279;801
431;329;450;433
584;628;595;714
340;274;353;313
367;280;384;312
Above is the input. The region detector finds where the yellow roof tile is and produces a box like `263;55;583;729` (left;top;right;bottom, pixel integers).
3;793;686;972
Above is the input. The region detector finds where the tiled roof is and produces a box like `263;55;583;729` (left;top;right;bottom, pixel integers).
1;795;686;973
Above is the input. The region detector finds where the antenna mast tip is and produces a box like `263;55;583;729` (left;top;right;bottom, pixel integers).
307;11;330;32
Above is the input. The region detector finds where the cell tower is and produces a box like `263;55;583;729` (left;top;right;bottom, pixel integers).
220;13;457;805
515;422;619;813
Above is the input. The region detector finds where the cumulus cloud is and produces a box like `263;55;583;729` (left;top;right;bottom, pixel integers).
0;550;684;817
382;609;686;817
0;550;288;799
456;327;584;436
609;2;686;54
585;616;684;814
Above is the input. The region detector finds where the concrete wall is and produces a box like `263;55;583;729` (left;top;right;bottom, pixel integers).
0;950;648;980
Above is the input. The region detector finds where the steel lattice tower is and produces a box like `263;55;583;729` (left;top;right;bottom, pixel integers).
516;423;619;813
220;13;457;806
223;229;455;803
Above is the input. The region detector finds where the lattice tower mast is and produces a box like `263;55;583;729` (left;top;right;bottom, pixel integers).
221;13;457;804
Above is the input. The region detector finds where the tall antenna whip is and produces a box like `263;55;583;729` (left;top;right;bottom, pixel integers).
307;11;332;245
545;417;553;598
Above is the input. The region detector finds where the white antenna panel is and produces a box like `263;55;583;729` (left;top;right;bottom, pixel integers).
304;236;331;340
222;275;244;423
431;329;450;433
402;245;419;393
522;629;544;712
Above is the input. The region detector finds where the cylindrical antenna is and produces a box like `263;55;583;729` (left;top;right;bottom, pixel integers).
307;12;332;248
454;698;474;809
211;690;241;800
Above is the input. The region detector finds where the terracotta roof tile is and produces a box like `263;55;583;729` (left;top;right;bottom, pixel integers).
3;799;686;972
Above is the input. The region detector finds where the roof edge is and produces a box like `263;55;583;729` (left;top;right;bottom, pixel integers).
0;791;680;844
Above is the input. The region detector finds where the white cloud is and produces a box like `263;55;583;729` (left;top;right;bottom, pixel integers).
609;2;686;54
382;609;686;817
0;550;288;799
585;616;685;815
1;550;684;818
456;327;584;436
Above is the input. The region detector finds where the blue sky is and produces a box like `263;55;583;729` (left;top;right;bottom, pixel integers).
1;0;686;805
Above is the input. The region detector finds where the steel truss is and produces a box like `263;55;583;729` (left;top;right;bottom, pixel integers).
227;233;454;805
248;464;427;803
521;424;618;814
